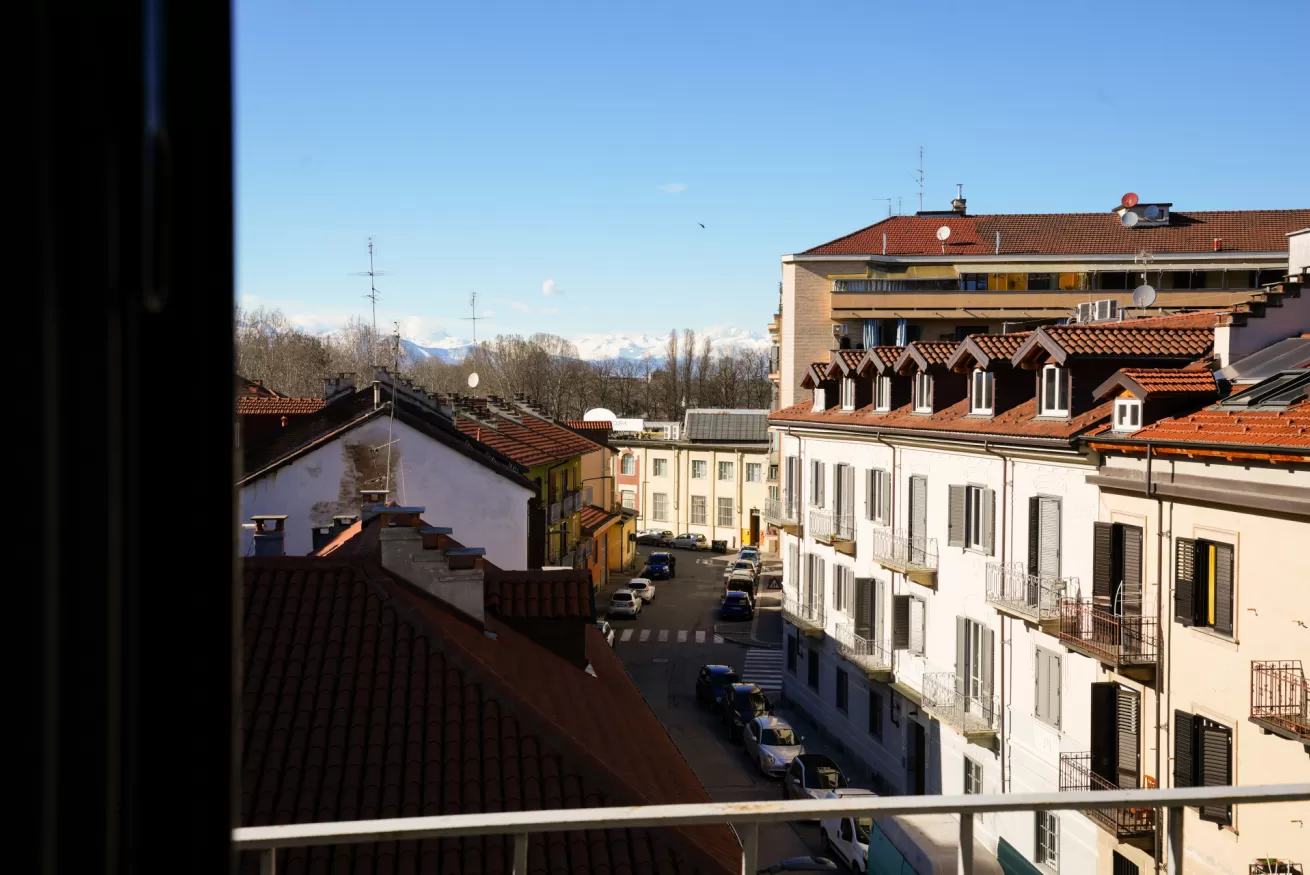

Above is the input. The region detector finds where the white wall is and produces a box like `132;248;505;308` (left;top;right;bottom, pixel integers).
240;417;533;567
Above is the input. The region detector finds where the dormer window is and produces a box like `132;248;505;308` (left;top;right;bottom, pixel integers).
874;376;891;412
913;373;933;413
1039;364;1069;417
840;378;856;411
970;369;994;415
812;387;826;413
1113;398;1142;432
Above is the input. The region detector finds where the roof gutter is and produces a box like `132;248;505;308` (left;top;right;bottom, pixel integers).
784;250;1287;265
1086;434;1310;461
767;415;1083;452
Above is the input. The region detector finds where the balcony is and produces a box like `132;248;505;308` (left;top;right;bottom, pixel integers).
1058;599;1158;682
1251;863;1304;875
548;500;562;524
834;621;893;681
1250;660;1310;745
985;563;1074;632
921;671;999;741
561;489;582;516
781;592;825;638
763;497;798;528
870;528;938;586
1059;752;1156;843
809;509;855;555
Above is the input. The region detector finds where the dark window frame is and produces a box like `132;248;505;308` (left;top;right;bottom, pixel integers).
835;668;848;714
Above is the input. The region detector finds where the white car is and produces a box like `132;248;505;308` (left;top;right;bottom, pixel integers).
722;560;759;582
594;620;616;647
819;789;877;872
626;578;656;602
742;715;804;777
608;589;642;617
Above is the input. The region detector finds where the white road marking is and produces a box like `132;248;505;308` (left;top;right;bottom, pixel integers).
695;631;706;644
677;630;688;643
639;629;651;642
658;629;670;643
741;649;784;692
713;634;724;645
620;629;633;642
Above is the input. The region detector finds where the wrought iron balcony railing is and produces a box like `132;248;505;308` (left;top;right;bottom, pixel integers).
985;562;1074;626
1251;660;1310;743
870;528;938;580
834;621;892;678
780;592;825;634
763;497;797;526
809;509;854;542
921;671;999;737
1058;752;1156;839
1250;861;1304;875
1058;599;1158;670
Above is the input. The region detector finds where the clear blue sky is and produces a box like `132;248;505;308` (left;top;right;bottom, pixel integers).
236;0;1309;344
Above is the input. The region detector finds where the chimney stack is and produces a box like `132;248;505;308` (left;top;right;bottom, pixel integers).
951;184;966;214
251;515;288;557
360;489;390;521
323;372;357;401
376;513;488;625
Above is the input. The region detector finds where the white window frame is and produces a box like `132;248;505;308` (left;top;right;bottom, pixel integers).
1036;810;1060;871
652;493;668;521
621;453;636;475
913;372;932;413
964;484;986;551
874;376;892;412
963;756;982;795
689;495;707;525
909;595;926;656
652;458;668;477
1113;398;1142;432
691;459;707;479
718;461;734;481
1039;364;1069;417
716;496;734;527
833;565;853;613
745;462;762;483
620;490;635;510
962;617;986;701
969;369;994;415
811;387;826;412
840;377;856;411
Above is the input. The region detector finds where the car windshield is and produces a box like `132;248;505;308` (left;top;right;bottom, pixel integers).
761;728;796;746
710;672;738;688
629;581;646;588
650;554;669;563
728;582;750;592
854;818;872;843
613;593;631;602
807;766;847;789
734;692;768;713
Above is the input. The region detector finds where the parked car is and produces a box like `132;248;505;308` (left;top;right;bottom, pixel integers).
626;578;656;603
783;754;849;802
722;560;759;583
670;532;708;550
608;589;642;618
643;551;675;579
635;528;673;546
721;683;771;741
719;591;754;621
742;715;803;777
695;664;739;709
725;572;757;600
594;619;616;647
737;547;762;570
819;790;877;873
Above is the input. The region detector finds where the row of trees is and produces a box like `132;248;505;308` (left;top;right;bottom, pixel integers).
236;309;772;420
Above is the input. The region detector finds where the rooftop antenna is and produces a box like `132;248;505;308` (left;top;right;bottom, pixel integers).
461;292;489;347
385;322;400;495
349;237;391;369
872;197;892;217
916;146;924;213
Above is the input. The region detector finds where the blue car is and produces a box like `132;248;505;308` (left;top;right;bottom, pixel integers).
643;551;675;580
720;591;754;621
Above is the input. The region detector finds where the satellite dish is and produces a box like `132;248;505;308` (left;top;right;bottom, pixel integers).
1121;192;1139;208
936;225;952;241
584;407;618;422
1143;204;1161;220
1121;211;1140;228
467;372;480;389
1133;284;1157;308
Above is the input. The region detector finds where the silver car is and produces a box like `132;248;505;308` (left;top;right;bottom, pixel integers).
743;715;804;777
608;589;642;618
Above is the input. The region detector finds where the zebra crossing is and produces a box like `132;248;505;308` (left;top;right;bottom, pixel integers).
741;648;784;693
618;628;725;645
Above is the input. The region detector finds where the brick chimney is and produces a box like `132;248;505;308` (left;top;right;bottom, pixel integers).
377;509;487;625
323;372;356;401
251;515;288;556
359;489;390;522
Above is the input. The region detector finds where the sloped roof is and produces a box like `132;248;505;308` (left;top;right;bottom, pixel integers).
800;361;832;389
947;332;1031;371
683;410;770;443
451;399;603;468
579;505;623;536
1013;325;1213;366
856;346;905;376
484;568;595;620
1093;368;1219;402
239;557;736;875
825;349;867;378
1096;397;1309;453
801;210;1310;257
894;340;958;374
237;375;284;397
236;396;327;415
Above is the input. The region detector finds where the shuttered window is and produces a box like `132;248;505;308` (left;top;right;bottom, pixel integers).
1173;709;1196;788
1121;525;1143;615
809;460;825;506
909;476;927;543
948;485;966;548
955;617;994;707
1116;686;1140;789
784;456;799;515
1174;538;1196;625
1175;538;1235;636
867;469;891;523
1173;710;1233;825
1090;683;1139;788
1034;647;1061;728
893;594;910;650
873;578;887;645
1092;521;1145;614
854;577;873;638
1111;852;1139;875
1092;522;1114;602
1026;496;1062;578
953;485;995;553
909;596;926;656
840;464;855;521
833;565;853;613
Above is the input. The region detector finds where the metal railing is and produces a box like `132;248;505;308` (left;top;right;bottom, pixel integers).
1058;752;1156;839
1058;599;1158;667
834;622;892;674
808;509;854;541
234;785;1310;875
1251;660;1310;741
870;527;938;571
1250;862;1304;875
984;562;1074;623
921;671;999;736
763;497;796;525
834;277;961;293
548;500;562;524
780;592;825;631
561;489;582;516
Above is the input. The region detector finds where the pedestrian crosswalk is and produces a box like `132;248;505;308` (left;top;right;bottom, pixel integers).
741;648;784;693
618;628;725;645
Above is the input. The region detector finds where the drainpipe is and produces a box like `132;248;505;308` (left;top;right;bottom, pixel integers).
737;448;745;548
873;430;898;679
1146;441;1167;875
983;439;1010;792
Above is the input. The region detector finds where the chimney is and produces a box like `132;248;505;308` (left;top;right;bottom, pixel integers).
311;513;359;552
360;489;390;521
377;513;487;625
323;372;356;401
951;184;966;214
251;515;288;557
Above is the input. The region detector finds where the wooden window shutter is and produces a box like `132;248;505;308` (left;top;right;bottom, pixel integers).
1121;525;1143;616
1090;682;1118;785
983;488;996;555
865;470;874;521
1198;720;1233;825
879;470;891;523
948;485;966;548
955;616;968;696
892;594;910;650
1213;543;1234;636
874;578;886;644
909;598;925;654
910;475;927;540
1093;522;1114;601
1039;498;1061;578
1174;538;1197;626
1034;650;1049;724
843;464;855;520
980;625;994;702
819;462;826;507
854;578;873;638
1116;687;1140;789
1027;496;1041;572
1173;709;1196;788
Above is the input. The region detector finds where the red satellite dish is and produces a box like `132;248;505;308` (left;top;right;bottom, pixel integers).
1121;192;1139;208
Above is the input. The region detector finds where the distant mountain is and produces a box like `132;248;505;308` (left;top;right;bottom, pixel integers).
401;338;475;363
402;326;768;364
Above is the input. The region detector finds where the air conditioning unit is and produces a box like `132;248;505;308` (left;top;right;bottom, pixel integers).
831;323;848;337
1076;302;1094;324
1095;299;1119;322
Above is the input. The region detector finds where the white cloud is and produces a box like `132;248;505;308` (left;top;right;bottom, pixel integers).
657;182;688;194
542;279;560;297
541;306;560;316
481;309;495;318
510;301;532;313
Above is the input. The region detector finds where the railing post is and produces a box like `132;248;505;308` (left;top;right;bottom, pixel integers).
260;849;276;875
1167;806;1184;874
957;812;973;875
512;832;529;875
738;823;759;875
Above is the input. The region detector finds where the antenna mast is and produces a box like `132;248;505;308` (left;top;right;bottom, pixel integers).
461;292;488;346
873;197;892;217
916;146;924;213
349;237;391;370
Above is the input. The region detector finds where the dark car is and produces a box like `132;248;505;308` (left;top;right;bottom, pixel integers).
643;551;675;580
636;529;673;546
720;591;754;621
721;683;771;741
725;575;757;601
695;664;739;709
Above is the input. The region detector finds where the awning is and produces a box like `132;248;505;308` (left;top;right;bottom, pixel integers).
997;838;1044;875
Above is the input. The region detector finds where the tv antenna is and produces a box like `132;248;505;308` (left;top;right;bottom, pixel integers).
461;292;489;346
915;146;924;212
349;237;391;368
872;197;892;217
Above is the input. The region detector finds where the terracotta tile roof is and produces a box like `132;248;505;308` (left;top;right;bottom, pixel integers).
484;568;595;620
800;361;833;389
237;375;284;397
579;505;623;535
1095;368;1219;401
947;332;1032;371
236;396;327;415
1014;325;1213;366
452;400;602;468
801;210;1310;256
856;346;905;376
895;340;958;374
559;419;613;431
240;557;736;875
1114;310;1232;328
1102;398;1310;451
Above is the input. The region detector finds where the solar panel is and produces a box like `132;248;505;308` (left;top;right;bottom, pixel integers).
1218;337;1310;383
1216;370;1310;410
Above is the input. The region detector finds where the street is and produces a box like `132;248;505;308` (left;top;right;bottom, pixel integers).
608;545;827;868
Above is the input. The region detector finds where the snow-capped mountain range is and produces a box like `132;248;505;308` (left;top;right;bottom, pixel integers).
402;325;768;364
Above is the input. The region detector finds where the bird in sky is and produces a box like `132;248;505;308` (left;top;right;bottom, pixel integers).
698;223;705;228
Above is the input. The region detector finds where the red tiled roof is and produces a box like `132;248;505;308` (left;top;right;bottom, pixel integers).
801;210;1310;256
240;557;736;875
1102;398;1310;451
1014;325;1213;366
1115;310;1231;328
484;568;595;620
237;375;284;397
800;361;832;389
1096;368;1219;401
579;505;623;535
895;340;958;374
453;400;602;468
236;396;327;415
559;419;613;431
947;332;1032;371
856;346;905;375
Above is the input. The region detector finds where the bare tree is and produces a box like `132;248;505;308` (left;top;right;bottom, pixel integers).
679;329;695;414
663;330;680;420
696;335;713;407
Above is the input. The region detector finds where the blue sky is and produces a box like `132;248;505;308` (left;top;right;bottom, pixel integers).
236;0;1309;345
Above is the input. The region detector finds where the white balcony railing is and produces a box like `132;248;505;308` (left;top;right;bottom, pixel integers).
985;562;1074;624
921;671;999;737
780;592;825;632
234;785;1310;875
834;621;892;675
548;501;562;524
809;509;854;542
764;497;797;526
870;528;938;573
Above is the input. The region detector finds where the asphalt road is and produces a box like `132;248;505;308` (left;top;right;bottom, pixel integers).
609;545;826;869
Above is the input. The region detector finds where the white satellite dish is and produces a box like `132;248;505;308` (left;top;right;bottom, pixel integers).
1132;284;1157;308
467;372;480;389
583;407;618;422
936;225;952;241
1143;204;1161;220
1121;211;1140;228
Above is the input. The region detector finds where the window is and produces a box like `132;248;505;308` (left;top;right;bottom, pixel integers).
1039;364;1069;416
1028;272;1053;291
746;462;762;483
868;691;883;742
1035;811;1060;871
807;651;820;690
805;554;826;611
811;387;825;412
584;485;594;506
874;375;892;411
893;594;926;656
1034;647;1062;728
768;465;778;482
718;461;734;481
833;463;855;523
835;668;848;713
949;484;994;554
620;490;635;509
691;460;707;479
809;459;825;507
1174;537;1235;636
840;378;856;410
787;634;798;673
1028;497;1062;579
1113;398;1142;431
969;369;994;414
1173;709;1234;825
1090;683;1140;790
957;617;993;707
652;493;668;521
864;469;888;524
653;458;668;477
913;372;932;412
716;497;734;527
690;495;707;525
784;457;800;515
621;453;636;475
1111;852;1139;875
1092;522;1144;616
963;757;982;794
833;565;853;613
961;273;989;291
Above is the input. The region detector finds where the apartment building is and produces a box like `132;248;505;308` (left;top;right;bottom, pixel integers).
777;198;1310;408
613;409;770;549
